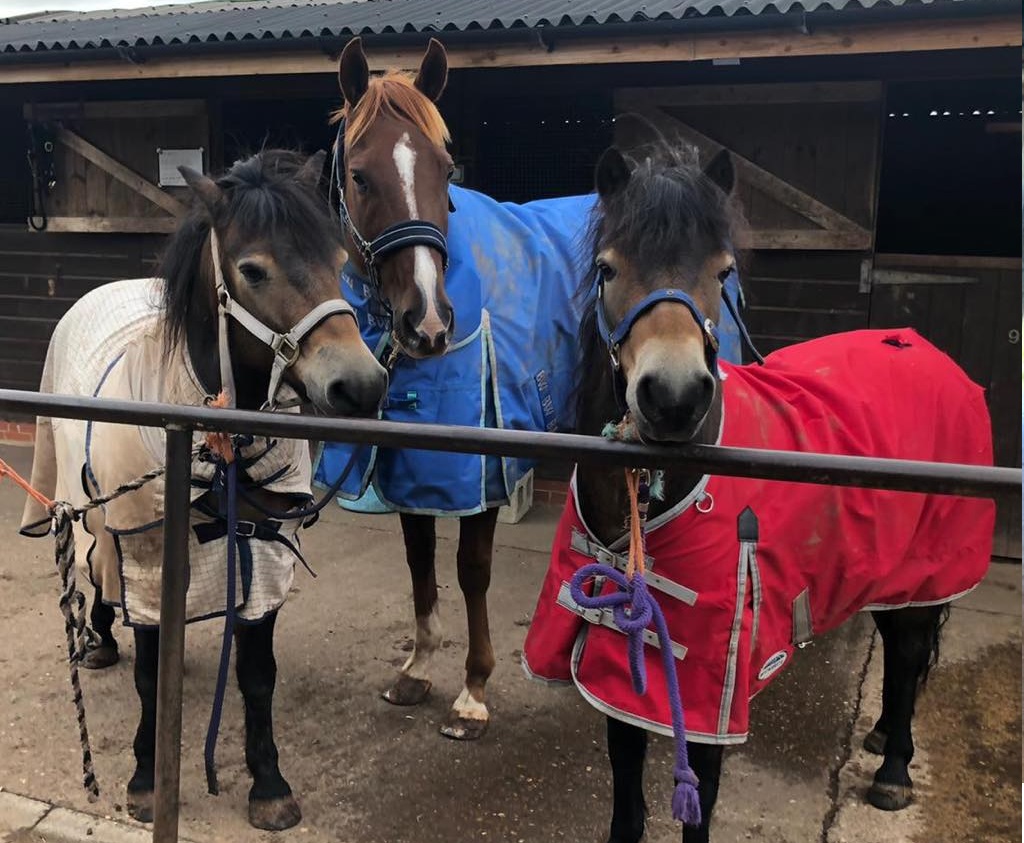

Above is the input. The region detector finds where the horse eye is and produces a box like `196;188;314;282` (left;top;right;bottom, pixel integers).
238;263;267;285
350;170;368;193
446;166;456;181
596;259;616;282
717;265;735;284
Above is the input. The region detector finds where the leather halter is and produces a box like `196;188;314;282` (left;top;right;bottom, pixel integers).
209;230;357;410
331;118;452;296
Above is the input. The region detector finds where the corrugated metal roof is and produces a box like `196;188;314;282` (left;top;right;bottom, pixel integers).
0;0;984;55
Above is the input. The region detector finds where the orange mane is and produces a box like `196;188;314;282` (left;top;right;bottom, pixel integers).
333;71;450;149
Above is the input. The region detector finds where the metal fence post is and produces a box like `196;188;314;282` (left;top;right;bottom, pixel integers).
153;426;193;843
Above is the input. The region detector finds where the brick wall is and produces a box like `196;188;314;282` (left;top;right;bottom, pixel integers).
0;420;35;444
534;478;568;508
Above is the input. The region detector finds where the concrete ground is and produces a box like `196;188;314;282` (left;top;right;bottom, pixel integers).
0;443;1019;843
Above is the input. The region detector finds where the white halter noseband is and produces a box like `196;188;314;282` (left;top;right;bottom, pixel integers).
209;230;357;409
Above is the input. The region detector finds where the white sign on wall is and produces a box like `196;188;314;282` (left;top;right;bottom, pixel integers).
157;147;204;187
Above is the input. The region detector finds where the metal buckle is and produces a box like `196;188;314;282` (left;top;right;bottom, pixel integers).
235;520;257;538
609;342;621;371
271;334;300;366
704;317;719;352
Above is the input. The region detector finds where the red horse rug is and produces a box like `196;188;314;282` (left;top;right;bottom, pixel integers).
523;329;994;743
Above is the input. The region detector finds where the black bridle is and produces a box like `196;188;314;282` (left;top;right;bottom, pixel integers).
331;118;452;294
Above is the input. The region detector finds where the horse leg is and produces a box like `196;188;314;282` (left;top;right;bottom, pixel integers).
235;611;302;831
606;716;647;843
81;583;119;670
383;513;440;706
681;742;724;843
441;508;499;740
866;605;946;811
126;627;158;822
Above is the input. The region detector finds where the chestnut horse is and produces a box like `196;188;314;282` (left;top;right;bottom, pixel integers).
331;37;502;738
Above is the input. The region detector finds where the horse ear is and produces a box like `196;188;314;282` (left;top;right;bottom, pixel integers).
338;37;370;107
595;147;631;200
178;166;223;215
296;150;327;188
414;38;448;102
704;149;735;196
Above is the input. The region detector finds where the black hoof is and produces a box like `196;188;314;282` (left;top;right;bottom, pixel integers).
867;780;913;811
249;794;302;830
863;729;887;756
382;673;432;706
126;788;153;823
440;711;489;741
81;643;119;670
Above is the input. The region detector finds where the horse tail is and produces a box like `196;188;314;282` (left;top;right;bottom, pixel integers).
920;603;951;688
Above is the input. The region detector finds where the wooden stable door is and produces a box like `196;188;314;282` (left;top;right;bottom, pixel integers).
24;99;208;234
614;81;883;355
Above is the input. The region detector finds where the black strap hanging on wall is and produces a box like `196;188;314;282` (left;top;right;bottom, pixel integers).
26;120;57;232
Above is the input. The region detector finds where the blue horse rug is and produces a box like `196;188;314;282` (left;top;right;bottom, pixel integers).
316;185;745;515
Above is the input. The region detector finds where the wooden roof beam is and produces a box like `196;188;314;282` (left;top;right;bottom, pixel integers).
0;14;1018;85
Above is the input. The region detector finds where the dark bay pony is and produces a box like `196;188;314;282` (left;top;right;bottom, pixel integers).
522;139;994;842
20;150;387;830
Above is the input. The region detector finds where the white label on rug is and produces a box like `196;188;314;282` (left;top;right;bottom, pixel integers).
757;650;788;681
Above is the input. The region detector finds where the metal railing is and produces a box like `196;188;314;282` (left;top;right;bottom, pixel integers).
0;387;1018;843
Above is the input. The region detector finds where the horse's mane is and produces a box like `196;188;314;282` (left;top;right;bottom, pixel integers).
159;149;343;352
573;140;744;429
332;71;450;149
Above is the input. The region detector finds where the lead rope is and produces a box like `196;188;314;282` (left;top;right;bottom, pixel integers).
51;501;100;802
204;233;240;795
3;455;206;803
567;467;702;827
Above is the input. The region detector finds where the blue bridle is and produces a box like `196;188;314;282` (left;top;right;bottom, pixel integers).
596;283;721;373
331;118;452;292
595;264;763;408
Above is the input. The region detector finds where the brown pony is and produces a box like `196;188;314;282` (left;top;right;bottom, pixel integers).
21;150;388;831
332;38;499;740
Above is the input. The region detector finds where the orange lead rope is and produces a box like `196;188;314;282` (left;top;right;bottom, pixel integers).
624;467;649;580
0;456;53;511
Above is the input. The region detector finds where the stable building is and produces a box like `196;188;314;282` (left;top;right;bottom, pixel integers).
0;0;1019;554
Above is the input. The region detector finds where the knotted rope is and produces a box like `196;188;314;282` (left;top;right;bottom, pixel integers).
1;458;100;800
2;447;205;802
51;501;100;801
567;465;702;827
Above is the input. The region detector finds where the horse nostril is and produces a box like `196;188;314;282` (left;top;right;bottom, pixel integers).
636;373;662;421
325;378;379;417
399;311;419;342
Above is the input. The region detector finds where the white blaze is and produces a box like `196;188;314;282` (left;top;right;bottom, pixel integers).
392;132;445;339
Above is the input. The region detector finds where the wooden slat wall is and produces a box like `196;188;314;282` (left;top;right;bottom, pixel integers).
0;227;165;391
741;251;869;355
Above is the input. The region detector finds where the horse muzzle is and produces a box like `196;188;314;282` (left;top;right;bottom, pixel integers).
629;367;716;444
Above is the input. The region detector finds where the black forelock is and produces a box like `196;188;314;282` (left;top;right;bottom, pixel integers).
160;149;343;350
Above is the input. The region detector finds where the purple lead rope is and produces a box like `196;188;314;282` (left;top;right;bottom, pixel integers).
567;564;702;825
